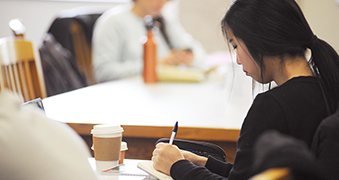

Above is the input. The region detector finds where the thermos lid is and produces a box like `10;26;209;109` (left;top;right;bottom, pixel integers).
144;15;153;30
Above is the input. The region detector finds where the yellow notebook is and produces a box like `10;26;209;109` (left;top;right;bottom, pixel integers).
156;65;205;83
137;160;173;180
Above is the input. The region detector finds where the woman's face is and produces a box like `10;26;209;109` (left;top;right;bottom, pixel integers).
226;27;266;83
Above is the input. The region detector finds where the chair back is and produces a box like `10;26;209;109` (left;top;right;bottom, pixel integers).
311;105;339;180
70;13;102;85
44;8;104;88
0;37;46;101
9;19;26;38
249;168;292;180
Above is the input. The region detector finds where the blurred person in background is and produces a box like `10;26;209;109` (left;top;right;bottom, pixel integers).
92;0;206;83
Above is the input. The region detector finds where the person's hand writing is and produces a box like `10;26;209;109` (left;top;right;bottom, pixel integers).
177;49;194;66
160;49;194;66
181;150;208;166
160;50;180;66
152;143;184;175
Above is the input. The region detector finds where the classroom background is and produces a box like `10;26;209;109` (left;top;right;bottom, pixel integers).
0;0;338;55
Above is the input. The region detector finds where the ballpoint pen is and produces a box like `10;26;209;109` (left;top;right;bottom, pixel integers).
169;121;178;145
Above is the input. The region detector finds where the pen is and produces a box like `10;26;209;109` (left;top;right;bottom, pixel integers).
169;121;178;145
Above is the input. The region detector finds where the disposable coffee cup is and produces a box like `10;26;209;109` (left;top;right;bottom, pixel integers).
119;141;128;164
91;124;124;172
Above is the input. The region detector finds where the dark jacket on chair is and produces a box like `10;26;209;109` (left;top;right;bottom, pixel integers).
39;33;86;96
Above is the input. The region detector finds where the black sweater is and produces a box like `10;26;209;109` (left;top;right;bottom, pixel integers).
170;76;328;180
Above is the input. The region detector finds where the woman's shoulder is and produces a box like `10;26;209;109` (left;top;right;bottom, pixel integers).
267;76;318;95
255;76;323;109
96;5;135;25
253;76;320;106
282;76;318;85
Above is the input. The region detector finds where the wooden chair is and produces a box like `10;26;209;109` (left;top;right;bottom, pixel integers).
70;14;101;85
46;8;104;87
249;168;293;180
311;105;339;179
0;37;46;101
9;19;25;38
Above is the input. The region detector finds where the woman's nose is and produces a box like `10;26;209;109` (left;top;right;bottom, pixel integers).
236;56;241;65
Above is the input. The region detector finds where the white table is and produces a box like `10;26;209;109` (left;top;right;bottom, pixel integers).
43;65;253;142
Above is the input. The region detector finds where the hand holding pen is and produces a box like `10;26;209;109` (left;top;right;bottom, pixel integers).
152;121;184;175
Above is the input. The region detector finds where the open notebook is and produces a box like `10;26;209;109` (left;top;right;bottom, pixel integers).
137;160;173;180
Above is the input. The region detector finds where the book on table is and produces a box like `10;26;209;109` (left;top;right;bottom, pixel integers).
137;160;173;180
101;160;172;180
101;163;149;177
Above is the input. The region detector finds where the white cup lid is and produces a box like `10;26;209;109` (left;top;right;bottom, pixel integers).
91;124;124;135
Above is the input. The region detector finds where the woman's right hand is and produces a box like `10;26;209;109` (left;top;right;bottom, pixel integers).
181;150;208;166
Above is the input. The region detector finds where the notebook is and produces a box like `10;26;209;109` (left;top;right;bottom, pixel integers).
156;65;205;83
137;160;173;180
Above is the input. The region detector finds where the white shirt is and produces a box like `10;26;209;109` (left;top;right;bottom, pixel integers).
92;4;206;83
0;90;97;180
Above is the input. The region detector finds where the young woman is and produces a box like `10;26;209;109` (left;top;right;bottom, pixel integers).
151;0;339;179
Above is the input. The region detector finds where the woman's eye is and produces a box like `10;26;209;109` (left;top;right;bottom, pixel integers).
233;45;238;50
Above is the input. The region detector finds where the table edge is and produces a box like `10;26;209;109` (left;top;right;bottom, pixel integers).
67;123;240;142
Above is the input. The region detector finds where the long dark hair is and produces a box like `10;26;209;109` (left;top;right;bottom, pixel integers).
221;0;339;114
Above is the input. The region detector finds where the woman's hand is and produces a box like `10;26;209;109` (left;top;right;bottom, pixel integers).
181;150;208;166
160;49;194;66
177;49;194;66
151;143;185;175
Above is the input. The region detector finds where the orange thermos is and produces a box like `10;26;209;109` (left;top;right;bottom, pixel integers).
143;15;158;83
